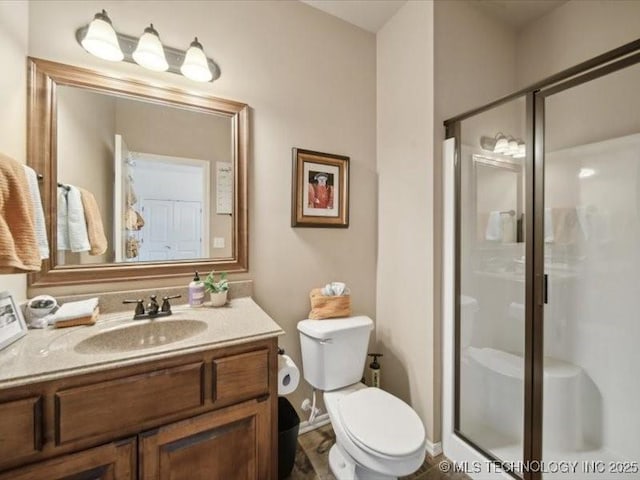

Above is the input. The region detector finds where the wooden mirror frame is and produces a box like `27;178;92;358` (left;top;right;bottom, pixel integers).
27;58;248;288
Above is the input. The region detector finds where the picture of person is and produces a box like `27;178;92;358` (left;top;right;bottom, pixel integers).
308;171;334;209
0;303;17;328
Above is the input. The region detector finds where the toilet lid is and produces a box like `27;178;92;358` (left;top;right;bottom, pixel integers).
338;388;425;458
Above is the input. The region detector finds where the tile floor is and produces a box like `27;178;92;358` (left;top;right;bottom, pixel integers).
286;424;470;480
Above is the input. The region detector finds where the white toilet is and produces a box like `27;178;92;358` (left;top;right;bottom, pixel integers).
298;316;426;480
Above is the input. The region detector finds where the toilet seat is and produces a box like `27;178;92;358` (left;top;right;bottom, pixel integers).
338;388;425;459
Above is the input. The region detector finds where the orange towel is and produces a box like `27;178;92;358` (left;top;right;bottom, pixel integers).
78;188;108;256
0;153;41;273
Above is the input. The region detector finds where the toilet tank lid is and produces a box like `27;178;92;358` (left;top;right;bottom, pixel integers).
297;316;373;340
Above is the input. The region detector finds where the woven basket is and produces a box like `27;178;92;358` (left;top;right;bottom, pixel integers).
308;288;352;320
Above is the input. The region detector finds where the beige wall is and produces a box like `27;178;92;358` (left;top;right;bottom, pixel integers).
0;1;29;301
518;0;640;152
517;0;640;88
25;0;377;417
376;0;436;444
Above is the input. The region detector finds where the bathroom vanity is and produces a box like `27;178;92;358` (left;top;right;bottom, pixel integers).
0;298;283;479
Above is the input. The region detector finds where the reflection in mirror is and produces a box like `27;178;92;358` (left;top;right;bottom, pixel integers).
28;58;247;288
55;85;233;266
473;154;523;244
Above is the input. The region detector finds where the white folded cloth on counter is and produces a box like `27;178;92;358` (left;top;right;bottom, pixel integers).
54;297;99;323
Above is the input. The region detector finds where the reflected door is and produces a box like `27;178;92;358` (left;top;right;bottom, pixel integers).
139;200;202;261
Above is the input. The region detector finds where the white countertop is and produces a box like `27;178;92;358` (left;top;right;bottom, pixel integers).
0;297;284;389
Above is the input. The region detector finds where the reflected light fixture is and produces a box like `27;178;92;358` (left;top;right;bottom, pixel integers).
513;140;526;158
80;10;124;61
494;133;509;153
181;38;213;82
480;133;526;159
132;24;169;72
76;11;220;83
579;168;596;179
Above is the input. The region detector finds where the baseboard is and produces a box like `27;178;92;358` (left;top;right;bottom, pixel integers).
426;439;443;457
298;412;331;435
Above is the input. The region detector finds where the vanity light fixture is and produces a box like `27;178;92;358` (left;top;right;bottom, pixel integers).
132;24;169;72
76;11;220;83
80;10;124;62
181;38;213;82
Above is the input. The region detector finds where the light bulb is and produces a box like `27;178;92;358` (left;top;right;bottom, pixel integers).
513;141;526;159
132;24;169;72
80;10;123;61
507;137;519;156
181;38;213;82
494;133;509;153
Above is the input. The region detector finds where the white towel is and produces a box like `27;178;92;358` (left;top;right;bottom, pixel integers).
501;214;515;243
53;297;98;323
66;186;90;253
57;187;70;250
544;207;554;243
576;205;590;240
485;211;502;241
22;166;49;260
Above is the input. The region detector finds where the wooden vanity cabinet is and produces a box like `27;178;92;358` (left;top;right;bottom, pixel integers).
0;437;137;480
0;337;278;480
140;398;270;480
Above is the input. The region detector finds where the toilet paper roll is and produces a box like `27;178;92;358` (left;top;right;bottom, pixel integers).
277;354;300;395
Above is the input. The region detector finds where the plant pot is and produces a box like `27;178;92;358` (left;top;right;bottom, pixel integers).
210;291;228;307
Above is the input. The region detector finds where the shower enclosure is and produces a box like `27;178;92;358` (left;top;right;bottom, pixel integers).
442;39;640;479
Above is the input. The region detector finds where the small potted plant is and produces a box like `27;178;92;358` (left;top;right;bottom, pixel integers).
204;271;229;307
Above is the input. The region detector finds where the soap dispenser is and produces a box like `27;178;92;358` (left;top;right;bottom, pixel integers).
189;271;205;308
368;353;383;388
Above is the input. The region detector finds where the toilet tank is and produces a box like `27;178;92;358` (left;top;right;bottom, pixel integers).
298;316;373;391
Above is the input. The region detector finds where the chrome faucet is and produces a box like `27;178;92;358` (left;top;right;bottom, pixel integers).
123;294;181;320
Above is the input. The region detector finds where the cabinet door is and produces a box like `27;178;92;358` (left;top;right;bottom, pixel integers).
0;437;136;480
140;398;271;480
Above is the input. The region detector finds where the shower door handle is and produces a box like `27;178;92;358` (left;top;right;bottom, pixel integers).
543;274;549;304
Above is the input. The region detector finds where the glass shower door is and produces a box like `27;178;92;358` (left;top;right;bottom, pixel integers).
457;97;528;468
540;60;640;478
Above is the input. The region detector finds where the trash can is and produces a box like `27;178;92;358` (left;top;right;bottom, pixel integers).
278;396;300;479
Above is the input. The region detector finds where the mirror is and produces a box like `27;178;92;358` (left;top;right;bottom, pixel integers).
27;58;248;288
473;154;523;243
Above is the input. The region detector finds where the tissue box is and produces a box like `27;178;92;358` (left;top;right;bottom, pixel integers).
308;288;352;320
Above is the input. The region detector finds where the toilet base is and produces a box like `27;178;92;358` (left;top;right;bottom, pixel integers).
329;444;397;480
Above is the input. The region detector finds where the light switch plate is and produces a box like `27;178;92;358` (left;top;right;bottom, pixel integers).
213;237;225;248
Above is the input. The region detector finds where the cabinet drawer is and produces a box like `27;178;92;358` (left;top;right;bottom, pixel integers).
56;362;204;445
0;396;43;462
213;349;269;404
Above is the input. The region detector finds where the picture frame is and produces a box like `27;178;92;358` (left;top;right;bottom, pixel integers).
291;148;350;228
0;291;28;351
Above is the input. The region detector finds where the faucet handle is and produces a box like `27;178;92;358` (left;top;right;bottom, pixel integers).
161;294;181;313
123;299;145;316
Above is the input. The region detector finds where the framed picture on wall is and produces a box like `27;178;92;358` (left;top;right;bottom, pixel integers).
291;148;350;228
0;291;28;352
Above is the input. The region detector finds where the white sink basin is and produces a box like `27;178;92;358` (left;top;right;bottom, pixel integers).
74;319;208;354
